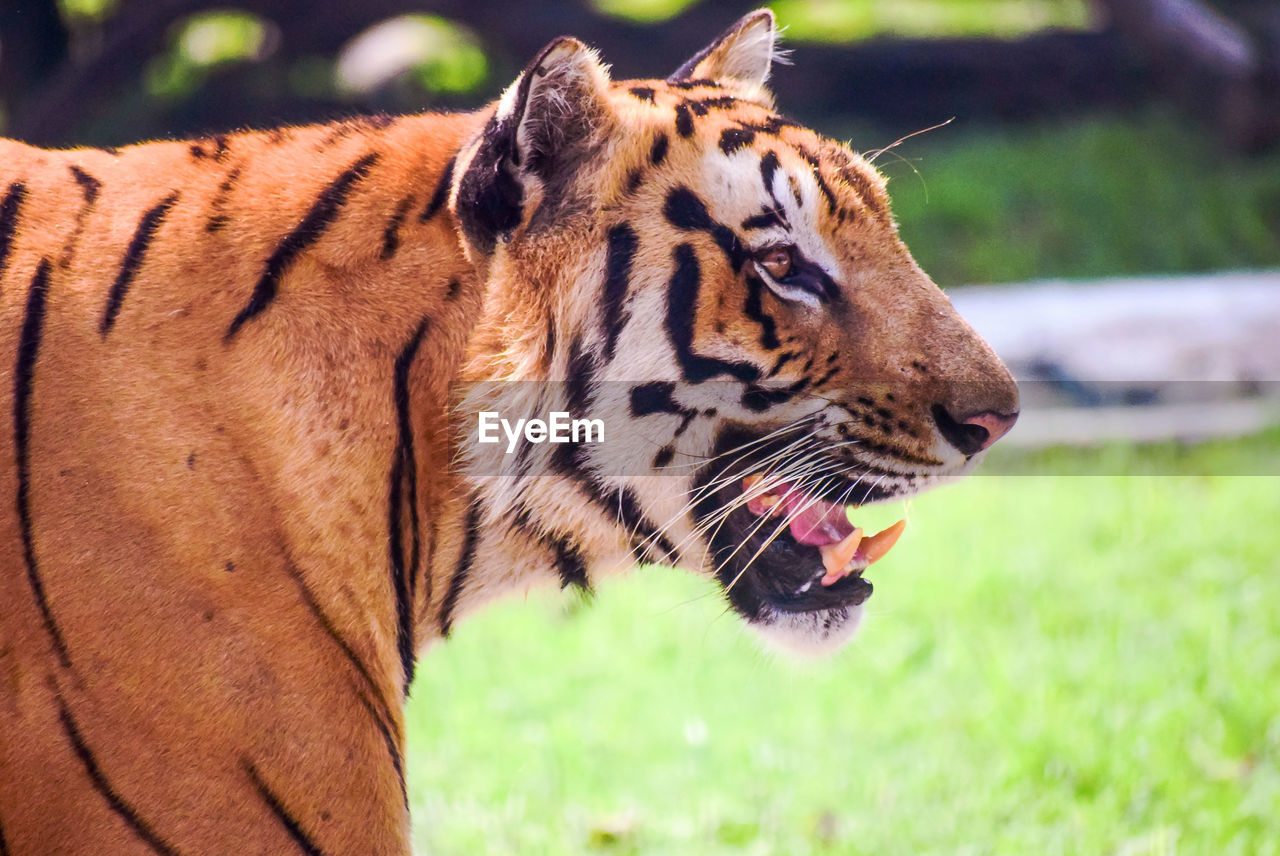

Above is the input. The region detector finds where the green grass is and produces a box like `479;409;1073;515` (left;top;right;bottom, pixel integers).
867;112;1280;285
405;443;1280;855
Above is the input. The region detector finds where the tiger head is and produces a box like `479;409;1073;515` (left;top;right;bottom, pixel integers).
450;10;1019;653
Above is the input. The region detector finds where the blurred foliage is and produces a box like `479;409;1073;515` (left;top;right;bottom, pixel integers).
595;0;1091;34
7;1;1278;282
879;111;1280;284
147;11;269;98
406;18;488;95
771;0;1092;40
333;15;488;97
56;0;116;23
592;0;702;24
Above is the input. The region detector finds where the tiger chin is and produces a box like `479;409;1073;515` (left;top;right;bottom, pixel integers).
0;9;1016;854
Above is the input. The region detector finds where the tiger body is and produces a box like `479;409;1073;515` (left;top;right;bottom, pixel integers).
0;114;483;853
0;12;1018;854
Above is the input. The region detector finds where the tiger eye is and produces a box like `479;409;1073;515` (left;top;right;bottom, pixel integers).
759;246;794;280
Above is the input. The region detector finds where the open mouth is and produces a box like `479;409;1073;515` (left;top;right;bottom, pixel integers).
742;474;905;588
693;431;910;625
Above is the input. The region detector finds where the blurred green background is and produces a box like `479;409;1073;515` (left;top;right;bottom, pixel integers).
412;452;1279;855
5;0;1278;285
6;1;1276;853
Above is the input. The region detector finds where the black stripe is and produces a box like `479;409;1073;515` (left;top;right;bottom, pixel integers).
419;156;456;222
15;260;71;669
565;334;598;418
650;133;669;166
206;165;243;233
100;192;179;337
552;538;590;592
609;484;677;563
674;104;694;138
624;168;644;195
812;365;840;388
62;166;103;267
628;381;679;417
759;151;781;203
628;86;656;103
553;338;671;560
693;95;738;111
798;148;839;214
667;78;715;90
766;350;799;378
600;223;637;362
0;181;28;282
226;153;379;340
662;186;743;269
190;135;230;161
738;116;803;136
741;206;787;231
439;504;480;637
278;556;399;762
243;760;328;856
69;166;102;205
666;243;760;384
840;165;885;218
381;194;414;261
549;442;678;564
510;505;592;593
355;689;407;809
388;319;427;693
628;382;698;438
740;383;800;412
743;274;780;349
719;127;755;155
57;696;184;856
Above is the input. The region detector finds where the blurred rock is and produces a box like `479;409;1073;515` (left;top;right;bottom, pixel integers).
949;270;1280;444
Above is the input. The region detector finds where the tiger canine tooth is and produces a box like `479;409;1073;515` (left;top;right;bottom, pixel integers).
819;527;863;586
861;519;907;566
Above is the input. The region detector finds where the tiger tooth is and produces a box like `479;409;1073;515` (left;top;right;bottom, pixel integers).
743;474;762;491
819;527;863;586
759;494;779;509
861;519;907;566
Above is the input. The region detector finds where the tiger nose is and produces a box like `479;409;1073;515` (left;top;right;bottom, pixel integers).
931;405;1019;456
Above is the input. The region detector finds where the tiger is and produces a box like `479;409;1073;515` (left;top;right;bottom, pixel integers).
0;9;1018;855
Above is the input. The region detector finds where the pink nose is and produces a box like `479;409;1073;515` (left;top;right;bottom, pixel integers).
962;411;1018;452
932;406;1019;456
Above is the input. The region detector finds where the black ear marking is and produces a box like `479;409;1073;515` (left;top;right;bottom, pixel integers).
455;134;524;256
455;37;608;255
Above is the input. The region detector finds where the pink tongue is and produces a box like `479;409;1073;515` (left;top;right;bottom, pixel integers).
772;483;856;546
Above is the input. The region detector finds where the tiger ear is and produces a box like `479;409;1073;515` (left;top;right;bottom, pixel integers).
455;37;612;256
668;9;778;99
